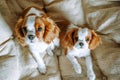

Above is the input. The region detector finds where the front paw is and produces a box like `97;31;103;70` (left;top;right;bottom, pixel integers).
73;65;82;74
89;74;95;80
38;65;46;74
88;71;96;80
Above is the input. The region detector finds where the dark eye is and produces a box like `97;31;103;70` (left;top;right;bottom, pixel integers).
86;38;89;42
23;27;27;33
38;27;42;32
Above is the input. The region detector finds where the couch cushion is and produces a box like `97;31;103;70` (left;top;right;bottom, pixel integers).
0;14;12;45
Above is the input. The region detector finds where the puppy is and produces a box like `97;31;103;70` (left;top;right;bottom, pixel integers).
59;23;100;80
15;6;60;74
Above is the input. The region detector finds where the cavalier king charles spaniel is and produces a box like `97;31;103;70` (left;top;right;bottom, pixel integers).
59;23;101;80
15;6;60;74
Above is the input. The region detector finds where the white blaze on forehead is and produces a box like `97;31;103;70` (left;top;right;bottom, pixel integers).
78;28;88;40
26;7;42;16
26;16;36;31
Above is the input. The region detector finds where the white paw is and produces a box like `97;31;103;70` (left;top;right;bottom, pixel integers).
89;74;95;80
38;65;46;74
88;71;96;80
74;65;82;74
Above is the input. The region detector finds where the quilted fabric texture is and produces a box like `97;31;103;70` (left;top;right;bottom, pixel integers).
0;0;120;80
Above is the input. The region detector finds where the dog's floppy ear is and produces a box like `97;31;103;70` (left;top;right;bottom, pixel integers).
62;28;78;49
15;17;26;46
89;30;101;50
42;17;60;43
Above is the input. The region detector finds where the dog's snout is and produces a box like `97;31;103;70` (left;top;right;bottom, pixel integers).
28;35;35;40
79;42;84;46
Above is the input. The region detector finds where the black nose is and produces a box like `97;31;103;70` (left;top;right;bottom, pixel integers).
28;35;35;40
79;42;84;46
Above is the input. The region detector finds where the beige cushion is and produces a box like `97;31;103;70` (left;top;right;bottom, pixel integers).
0;14;12;45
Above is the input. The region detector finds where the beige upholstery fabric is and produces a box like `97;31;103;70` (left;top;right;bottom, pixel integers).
0;0;120;80
0;14;12;45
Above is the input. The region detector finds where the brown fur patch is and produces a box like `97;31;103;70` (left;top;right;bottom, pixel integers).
61;28;78;50
89;30;101;50
35;17;45;41
42;17;60;43
14;17;27;46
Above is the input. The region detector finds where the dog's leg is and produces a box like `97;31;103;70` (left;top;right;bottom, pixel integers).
47;37;60;56
85;55;96;80
31;50;46;74
67;54;82;74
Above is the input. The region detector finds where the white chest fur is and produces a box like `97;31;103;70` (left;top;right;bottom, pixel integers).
28;37;59;58
29;41;49;57
68;47;90;58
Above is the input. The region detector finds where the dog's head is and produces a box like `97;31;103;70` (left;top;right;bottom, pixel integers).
62;26;100;50
15;15;60;46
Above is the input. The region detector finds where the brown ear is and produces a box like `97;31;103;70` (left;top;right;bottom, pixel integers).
89;30;101;50
62;28;78;49
42;18;60;43
14;17;26;46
